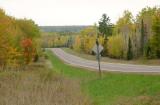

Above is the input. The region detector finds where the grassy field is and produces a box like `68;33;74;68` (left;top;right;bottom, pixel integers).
63;48;160;66
47;50;160;105
0;58;92;105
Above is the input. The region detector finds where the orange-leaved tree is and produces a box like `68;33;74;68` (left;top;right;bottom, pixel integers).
21;38;35;64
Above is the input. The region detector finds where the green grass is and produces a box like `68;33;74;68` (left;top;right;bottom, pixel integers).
47;50;160;105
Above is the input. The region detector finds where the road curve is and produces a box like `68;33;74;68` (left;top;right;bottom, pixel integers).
51;48;160;73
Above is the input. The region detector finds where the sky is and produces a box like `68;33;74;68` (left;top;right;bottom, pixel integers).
0;0;160;26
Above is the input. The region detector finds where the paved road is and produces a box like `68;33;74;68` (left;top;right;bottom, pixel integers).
51;48;160;73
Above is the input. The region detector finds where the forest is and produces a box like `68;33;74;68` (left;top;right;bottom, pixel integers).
0;9;41;70
42;6;160;60
40;26;89;32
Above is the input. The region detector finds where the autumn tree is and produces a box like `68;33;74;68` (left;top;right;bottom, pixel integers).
110;10;135;59
140;19;145;55
0;9;20;68
21;38;34;64
150;11;160;58
114;10;134;35
72;26;104;54
0;8;40;69
16;19;40;64
136;7;155;56
107;34;125;58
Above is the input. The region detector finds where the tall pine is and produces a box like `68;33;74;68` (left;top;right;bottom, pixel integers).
98;14;112;56
127;37;133;60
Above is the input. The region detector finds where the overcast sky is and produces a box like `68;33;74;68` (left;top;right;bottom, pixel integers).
0;0;159;26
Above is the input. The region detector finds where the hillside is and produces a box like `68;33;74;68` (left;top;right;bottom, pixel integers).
39;25;90;32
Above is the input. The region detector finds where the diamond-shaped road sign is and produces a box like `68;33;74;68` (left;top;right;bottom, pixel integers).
92;44;104;54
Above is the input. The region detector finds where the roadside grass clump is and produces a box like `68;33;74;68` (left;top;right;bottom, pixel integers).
0;58;92;105
47;50;160;105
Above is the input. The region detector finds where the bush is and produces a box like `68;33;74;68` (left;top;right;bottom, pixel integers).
107;34;125;58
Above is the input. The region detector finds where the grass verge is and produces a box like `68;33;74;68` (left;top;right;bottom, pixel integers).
47;50;160;105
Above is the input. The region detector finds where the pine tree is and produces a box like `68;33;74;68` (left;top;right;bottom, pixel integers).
98;14;112;56
98;14;112;38
127;37;133;60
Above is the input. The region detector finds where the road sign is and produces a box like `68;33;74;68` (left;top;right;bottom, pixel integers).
92;44;104;54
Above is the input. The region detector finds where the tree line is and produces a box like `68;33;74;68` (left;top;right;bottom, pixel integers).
0;9;41;70
40;26;89;33
72;6;160;60
41;32;75;48
41;6;160;60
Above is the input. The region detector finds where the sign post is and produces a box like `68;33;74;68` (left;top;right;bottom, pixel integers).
92;39;103;78
92;24;103;78
96;39;101;77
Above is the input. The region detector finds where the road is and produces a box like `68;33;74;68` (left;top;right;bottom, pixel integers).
51;48;160;73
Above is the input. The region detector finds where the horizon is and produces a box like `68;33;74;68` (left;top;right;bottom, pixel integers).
39;25;92;26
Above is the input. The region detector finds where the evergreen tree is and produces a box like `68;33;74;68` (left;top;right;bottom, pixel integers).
98;14;112;38
127;37;133;60
98;14;112;56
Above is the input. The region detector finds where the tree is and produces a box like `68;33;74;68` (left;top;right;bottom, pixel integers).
0;8;41;69
150;11;160;58
127;37;133;60
107;34;125;58
112;10;134;58
72;26;104;54
80;26;97;54
98;14;112;38
98;14;112;56
140;19;145;55
0;9;20;68
21;38;34;64
137;7;158;57
16;19;40;38
114;10;134;35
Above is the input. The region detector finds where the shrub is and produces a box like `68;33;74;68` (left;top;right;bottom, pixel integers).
107;34;125;58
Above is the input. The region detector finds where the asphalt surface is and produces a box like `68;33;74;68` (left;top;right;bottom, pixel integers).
51;48;160;73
